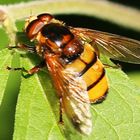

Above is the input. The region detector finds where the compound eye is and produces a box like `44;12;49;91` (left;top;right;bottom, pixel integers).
25;19;44;40
37;13;53;22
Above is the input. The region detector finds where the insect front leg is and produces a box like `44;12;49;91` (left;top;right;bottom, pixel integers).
7;60;46;78
8;44;36;53
103;63;121;69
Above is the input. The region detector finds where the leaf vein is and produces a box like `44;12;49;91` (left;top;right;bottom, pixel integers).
24;85;37;139
91;106;120;139
110;85;134;123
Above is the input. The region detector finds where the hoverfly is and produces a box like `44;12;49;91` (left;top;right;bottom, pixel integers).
9;13;140;135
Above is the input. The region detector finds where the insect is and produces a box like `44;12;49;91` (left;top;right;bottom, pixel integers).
9;13;140;135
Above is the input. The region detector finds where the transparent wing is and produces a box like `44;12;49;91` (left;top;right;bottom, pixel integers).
71;27;140;64
46;54;92;135
62;69;92;135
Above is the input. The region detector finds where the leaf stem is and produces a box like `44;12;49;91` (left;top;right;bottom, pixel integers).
0;0;140;46
1;0;140;31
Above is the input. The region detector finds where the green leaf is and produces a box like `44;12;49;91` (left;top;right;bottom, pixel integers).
0;48;12;105
13;54;65;140
0;1;140;139
12;52;140;140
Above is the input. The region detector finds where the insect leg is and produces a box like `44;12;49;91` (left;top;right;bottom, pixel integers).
8;44;36;53
103;63;121;69
7;60;46;77
7;66;28;72
26;61;46;75
59;97;64;124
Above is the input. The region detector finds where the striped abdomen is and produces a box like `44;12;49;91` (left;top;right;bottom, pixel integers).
66;43;108;103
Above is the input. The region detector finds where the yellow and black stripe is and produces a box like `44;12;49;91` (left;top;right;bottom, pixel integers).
66;43;108;103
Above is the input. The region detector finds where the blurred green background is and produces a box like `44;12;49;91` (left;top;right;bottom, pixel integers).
0;0;140;140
